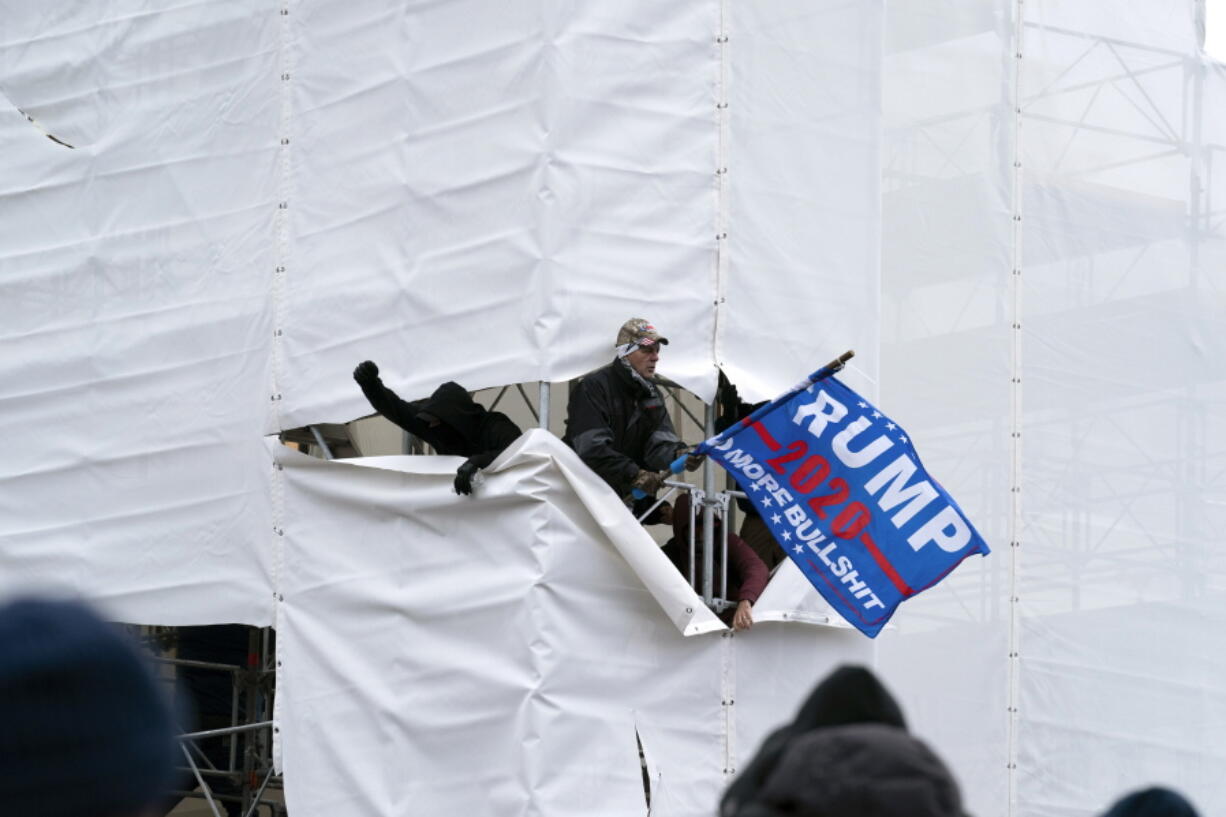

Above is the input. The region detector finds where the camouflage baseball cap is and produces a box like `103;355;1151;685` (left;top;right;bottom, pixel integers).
615;318;669;348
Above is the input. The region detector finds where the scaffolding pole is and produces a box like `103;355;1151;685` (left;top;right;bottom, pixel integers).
701;404;716;606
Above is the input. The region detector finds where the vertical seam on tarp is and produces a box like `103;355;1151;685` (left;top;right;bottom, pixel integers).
270;0;294;774
721;631;735;781
1006;0;1026;814
270;0;293;428
270;447;287;772
712;0;730;371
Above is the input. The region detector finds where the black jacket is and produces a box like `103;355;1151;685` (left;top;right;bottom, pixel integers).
358;380;521;469
563;358;686;496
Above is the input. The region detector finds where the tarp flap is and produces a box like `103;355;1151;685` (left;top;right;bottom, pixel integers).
344;430;725;636
273;431;871;816
751;560;852;628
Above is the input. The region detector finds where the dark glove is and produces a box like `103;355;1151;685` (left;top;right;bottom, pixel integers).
353;360;380;386
684;451;706;472
631;469;664;497
454;459;480;495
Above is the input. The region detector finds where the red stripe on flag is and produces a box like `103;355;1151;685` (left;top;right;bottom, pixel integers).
741;418;781;451
805;559;891;627
860;531;914;597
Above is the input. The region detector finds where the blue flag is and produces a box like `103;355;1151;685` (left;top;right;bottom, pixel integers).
695;372;989;637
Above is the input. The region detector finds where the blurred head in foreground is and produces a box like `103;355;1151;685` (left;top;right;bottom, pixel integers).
723;664;965;817
0;597;179;817
1102;786;1201;817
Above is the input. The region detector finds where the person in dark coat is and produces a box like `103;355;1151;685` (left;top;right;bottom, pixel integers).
715;372;785;569
663;492;767;630
353;363;522;495
721;664;914;816
1101;787;1200;817
563;318;701;513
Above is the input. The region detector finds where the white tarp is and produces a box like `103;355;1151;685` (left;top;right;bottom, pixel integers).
4;1;1226;816
721;0;883;401
876;2;1226;816
875;3;1016;813
1011;3;1226;814
273;431;869;816
0;0;880;622
278;0;725;424
0;2;279;625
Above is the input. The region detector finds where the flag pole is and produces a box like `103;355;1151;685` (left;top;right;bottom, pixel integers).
670;349;855;474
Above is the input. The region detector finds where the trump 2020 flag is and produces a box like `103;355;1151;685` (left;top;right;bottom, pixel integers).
690;364;989;637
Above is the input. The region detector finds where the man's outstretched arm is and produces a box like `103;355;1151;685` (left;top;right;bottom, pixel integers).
352;361;430;436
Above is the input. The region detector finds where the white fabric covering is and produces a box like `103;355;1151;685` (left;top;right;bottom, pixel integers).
0;2;280;625
273;431;868;816
2;1;1225;815
721;0;883;402
876;2;1226;816
278;0;724;420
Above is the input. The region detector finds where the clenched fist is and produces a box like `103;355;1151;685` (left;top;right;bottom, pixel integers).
353;360;380;385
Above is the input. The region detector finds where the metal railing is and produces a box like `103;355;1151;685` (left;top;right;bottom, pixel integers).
638;478;738;614
155;627;284;817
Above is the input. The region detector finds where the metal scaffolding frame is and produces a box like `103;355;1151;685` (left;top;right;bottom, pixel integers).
151;627;283;817
882;9;1224;634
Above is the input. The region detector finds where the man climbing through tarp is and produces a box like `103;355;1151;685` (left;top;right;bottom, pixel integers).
563;318;703;521
352;362;522;495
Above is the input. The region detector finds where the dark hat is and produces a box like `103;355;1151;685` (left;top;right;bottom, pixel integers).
721;664;910;817
0;597;180;817
1102;787;1200;817
746;723;964;817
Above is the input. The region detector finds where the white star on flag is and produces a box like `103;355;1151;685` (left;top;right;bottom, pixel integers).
793;545;804;554
872;410;882;419
762;498;773;507
886;422;896;431
858;401;867;408
751;483;762;492
781;531;792;541
900;435;908;444
771;514;782;524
